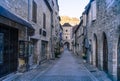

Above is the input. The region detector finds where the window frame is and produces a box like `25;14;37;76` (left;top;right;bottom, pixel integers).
32;0;37;23
43;13;46;29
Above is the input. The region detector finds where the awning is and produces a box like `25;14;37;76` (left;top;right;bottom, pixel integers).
30;35;40;40
0;6;34;30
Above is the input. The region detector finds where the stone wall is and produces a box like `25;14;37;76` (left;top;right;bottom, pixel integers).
0;0;59;72
86;0;120;80
0;0;28;20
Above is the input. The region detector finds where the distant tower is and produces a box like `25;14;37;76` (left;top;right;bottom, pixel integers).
62;23;73;50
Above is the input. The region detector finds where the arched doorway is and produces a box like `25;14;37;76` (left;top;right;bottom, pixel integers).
64;42;70;50
103;32;108;73
93;34;98;67
117;37;120;81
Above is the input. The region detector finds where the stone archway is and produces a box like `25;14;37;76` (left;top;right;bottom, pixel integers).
64;42;70;50
93;34;98;67
103;32;108;73
117;37;120;81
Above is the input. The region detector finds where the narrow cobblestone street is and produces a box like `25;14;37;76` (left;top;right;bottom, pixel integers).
1;48;111;81
31;49;98;81
0;0;120;80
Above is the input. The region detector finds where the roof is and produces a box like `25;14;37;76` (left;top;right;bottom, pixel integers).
60;24;63;30
84;0;94;14
44;0;52;12
62;23;72;27
0;6;34;30
75;19;83;33
72;25;78;33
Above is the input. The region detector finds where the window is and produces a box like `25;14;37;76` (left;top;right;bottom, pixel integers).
32;0;37;23
91;0;97;21
83;14;87;26
19;41;29;58
0;33;4;64
43;13;46;29
66;36;67;39
39;29;42;35
43;30;47;36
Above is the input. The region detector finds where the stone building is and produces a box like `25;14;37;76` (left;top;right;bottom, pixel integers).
0;0;34;77
59;24;63;52
74;17;84;57
71;25;77;54
50;0;60;58
62;23;73;50
30;0;53;68
0;0;59;77
83;0;120;80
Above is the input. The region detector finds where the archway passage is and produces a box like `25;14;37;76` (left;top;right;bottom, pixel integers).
117;37;120;81
93;34;98;67
64;42;70;50
103;33;108;73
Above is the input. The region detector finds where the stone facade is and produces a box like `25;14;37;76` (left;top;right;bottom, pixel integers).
62;23;73;50
71;26;77;54
82;0;120;81
27;0;60;68
0;0;60;77
59;24;63;53
74;17;84;57
30;0;52;66
49;0;60;58
0;0;34;76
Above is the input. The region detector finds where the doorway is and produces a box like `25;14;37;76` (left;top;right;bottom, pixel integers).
0;24;18;77
103;32;108;73
93;34;98;67
117;37;120;81
41;40;48;61
64;42;70;50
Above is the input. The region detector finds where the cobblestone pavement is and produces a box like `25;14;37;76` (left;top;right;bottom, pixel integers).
10;59;58;81
73;52;112;81
84;63;112;81
2;49;111;81
32;49;98;81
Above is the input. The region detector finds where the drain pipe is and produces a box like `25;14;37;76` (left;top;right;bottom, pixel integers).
25;0;30;71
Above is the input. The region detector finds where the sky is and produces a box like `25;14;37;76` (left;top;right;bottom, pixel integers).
58;0;90;18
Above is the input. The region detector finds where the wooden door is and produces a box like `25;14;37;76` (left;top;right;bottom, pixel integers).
0;25;18;77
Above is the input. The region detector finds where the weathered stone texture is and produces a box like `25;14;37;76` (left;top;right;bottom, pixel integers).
0;0;28;20
86;0;120;80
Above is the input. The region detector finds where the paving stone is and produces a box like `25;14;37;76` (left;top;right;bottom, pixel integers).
34;76;93;81
33;49;98;81
3;49;101;81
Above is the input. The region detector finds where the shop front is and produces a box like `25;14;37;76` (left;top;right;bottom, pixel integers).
0;24;18;77
0;6;34;77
